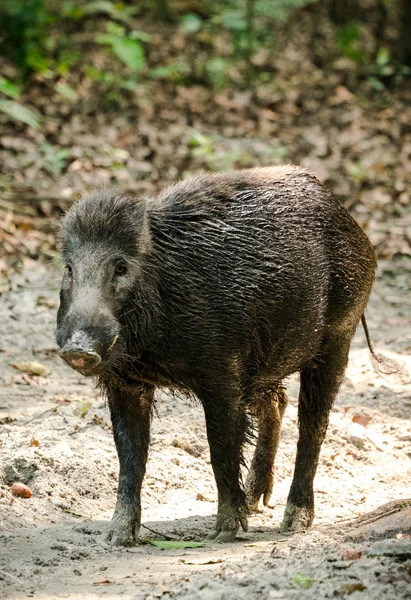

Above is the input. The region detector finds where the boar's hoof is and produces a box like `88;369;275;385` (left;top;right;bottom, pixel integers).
280;503;314;533
105;516;141;546
207;504;248;542
245;476;273;512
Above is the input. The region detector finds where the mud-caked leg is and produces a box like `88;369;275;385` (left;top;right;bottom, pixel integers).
281;333;354;533
201;391;249;542
246;385;288;510
105;381;154;546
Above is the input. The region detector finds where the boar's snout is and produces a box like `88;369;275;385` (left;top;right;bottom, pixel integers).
57;325;119;375
59;347;102;373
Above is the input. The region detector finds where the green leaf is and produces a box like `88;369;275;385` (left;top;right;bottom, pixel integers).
367;76;385;91
206;57;229;90
0;100;40;129
150;62;190;83
293;574;312;589
376;47;390;67
106;21;125;36
219;11;247;31
0;76;21;100
96;33;119;46
96;26;146;73
149;540;204;549
84;1;136;24
54;83;79;101
111;38;146;71
129;30;152;43
180;14;202;34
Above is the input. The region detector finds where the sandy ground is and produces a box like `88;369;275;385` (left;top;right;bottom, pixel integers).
0;258;410;600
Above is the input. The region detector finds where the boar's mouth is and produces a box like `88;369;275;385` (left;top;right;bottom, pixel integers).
58;348;101;376
58;335;119;376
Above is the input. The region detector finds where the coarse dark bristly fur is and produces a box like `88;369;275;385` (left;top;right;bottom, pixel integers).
56;165;378;546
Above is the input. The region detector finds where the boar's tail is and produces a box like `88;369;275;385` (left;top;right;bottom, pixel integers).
361;315;402;375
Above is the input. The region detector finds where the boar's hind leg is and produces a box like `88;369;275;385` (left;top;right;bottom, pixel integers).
201;392;249;542
105;382;154;546
246;385;288;511
281;331;354;533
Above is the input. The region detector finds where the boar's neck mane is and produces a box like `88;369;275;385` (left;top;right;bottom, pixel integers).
106;179;239;388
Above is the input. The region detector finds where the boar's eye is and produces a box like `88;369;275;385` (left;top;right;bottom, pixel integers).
114;261;128;276
65;264;73;277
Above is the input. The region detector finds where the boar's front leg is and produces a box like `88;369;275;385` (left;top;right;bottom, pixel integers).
200;387;249;542
105;381;154;546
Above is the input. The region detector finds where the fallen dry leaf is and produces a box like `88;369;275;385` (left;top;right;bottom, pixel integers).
352;414;371;427
341;549;362;561
340;583;367;594
10;482;33;498
12;361;50;377
93;579;115;586
0;416;16;424
184;558;225;566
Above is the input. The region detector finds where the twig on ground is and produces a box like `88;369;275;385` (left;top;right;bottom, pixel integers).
21;407;57;426
141;524;181;541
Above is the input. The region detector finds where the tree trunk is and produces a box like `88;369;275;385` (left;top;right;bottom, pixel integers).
399;0;411;67
328;0;358;25
244;0;256;84
149;0;175;22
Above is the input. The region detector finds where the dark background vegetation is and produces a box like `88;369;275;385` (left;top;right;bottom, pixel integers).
0;0;410;275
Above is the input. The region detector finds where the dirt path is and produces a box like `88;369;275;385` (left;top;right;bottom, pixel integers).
0;258;410;599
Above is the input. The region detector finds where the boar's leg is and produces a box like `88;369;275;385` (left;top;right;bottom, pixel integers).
281;332;353;533
245;385;288;511
201;391;249;542
105;381;154;546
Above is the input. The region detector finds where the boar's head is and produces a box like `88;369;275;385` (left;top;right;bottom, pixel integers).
56;189;152;376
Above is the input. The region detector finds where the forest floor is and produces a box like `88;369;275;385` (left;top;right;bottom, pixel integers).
0;257;410;600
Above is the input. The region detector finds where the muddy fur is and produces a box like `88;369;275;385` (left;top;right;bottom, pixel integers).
56;166;377;545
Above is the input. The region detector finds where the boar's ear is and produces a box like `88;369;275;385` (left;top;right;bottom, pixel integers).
137;199;152;256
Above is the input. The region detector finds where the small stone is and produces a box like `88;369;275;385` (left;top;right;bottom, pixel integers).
10;482;32;498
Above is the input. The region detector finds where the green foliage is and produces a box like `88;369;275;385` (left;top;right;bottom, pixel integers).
293;573;312;590
0;99;40;129
150;62;191;83
205;57;231;90
82;1;137;24
54;47;83;76
96;22;147;72
84;66;138;109
188;129;287;172
54;82;79;101
0;75;40;129
179;13;202;34
148;540;204;549
2;0;407;112
41;143;70;176
179;0;315;86
336;22;364;63
347;161;368;186
0;0;53;74
0;76;21;100
368;47;411;90
0;1;142;77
